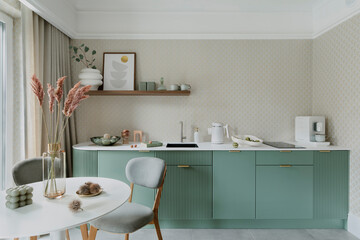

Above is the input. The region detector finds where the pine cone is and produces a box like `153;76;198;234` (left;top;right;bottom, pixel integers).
69;199;83;212
89;183;101;194
78;184;90;195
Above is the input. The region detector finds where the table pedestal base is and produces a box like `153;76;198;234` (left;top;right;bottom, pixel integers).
50;230;65;240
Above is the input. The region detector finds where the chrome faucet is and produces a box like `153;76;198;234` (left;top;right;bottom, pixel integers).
180;121;186;142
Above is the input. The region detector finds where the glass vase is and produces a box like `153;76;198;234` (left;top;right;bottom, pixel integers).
42;143;66;199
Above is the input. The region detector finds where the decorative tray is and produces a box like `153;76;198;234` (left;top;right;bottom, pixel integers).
76;188;103;197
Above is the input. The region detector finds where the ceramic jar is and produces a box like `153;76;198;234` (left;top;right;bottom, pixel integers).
78;68;103;90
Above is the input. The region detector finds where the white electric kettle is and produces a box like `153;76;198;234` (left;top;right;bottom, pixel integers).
208;122;229;144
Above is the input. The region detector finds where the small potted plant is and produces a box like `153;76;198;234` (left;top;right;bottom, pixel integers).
70;44;103;90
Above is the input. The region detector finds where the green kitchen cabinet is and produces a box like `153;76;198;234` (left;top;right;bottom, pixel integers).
98;151;155;208
73;149;98;177
213;151;255;219
72;146;350;229
159;165;213;219
314;151;349;219
156;151;213;219
256;165;313;219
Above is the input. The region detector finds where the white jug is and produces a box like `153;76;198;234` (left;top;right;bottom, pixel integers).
208;122;229;144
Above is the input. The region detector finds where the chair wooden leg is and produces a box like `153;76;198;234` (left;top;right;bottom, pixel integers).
153;217;163;240
80;224;88;240
88;225;98;240
30;236;37;240
125;233;129;240
66;229;71;240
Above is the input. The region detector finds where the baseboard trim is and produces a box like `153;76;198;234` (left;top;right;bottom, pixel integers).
158;219;345;229
347;213;360;238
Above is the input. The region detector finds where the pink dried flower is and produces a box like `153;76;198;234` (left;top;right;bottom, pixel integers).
64;85;91;117
55;76;66;103
63;82;81;116
30;74;44;106
47;84;55;112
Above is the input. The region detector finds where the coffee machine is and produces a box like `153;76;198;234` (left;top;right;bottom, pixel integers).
295;116;325;142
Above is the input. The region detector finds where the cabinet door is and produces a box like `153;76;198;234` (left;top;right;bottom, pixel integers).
314;151;349;219
72;149;98;177
213;151;255;219
98;151;155;208
256;166;313;219
159;165;213;219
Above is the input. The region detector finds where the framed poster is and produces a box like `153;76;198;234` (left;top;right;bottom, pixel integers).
102;52;136;90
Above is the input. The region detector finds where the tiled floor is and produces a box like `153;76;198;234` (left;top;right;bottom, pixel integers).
36;228;359;240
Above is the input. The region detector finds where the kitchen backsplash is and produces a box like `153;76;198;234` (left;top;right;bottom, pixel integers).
71;39;313;144
313;13;360;217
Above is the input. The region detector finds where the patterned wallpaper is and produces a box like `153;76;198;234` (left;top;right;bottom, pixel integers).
313;14;360;217
70;39;312;144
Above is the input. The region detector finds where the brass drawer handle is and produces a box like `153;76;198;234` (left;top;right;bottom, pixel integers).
177;165;190;168
229;150;241;152
280;150;292;153
280;165;292;167
319;150;331;153
139;150;150;153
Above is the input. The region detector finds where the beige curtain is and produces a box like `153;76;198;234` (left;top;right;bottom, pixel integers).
21;6;76;176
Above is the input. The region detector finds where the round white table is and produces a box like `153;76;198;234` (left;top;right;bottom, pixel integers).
0;177;130;240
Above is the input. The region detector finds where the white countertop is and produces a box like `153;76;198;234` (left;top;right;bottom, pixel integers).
73;141;350;151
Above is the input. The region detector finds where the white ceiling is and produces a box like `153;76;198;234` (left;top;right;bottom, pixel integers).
21;0;360;39
72;0;328;12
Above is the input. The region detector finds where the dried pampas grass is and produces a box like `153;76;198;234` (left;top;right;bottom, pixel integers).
31;74;44;106
30;74;91;144
55;76;66;103
47;84;55;113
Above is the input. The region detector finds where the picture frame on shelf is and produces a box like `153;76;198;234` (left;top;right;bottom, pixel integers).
102;52;136;90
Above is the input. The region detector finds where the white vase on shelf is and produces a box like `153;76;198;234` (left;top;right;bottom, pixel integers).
78;68;103;90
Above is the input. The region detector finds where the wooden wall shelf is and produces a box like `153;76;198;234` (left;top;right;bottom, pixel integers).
88;90;190;96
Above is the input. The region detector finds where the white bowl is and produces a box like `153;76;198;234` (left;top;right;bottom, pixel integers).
80;79;103;90
78;72;103;80
80;68;101;74
231;135;263;147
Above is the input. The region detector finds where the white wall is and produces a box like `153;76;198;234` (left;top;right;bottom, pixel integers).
71;39;313;144
312;12;360;235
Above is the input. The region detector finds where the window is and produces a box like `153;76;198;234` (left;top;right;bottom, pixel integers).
0;21;4;190
0;12;13;190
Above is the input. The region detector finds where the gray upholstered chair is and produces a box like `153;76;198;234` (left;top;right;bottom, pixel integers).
12;158;43;186
82;157;166;240
12;158;70;240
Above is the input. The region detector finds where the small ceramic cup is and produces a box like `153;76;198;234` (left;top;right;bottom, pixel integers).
315;134;326;142
169;84;180;91
180;84;191;91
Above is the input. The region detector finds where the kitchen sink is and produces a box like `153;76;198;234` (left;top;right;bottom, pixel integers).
166;143;199;148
